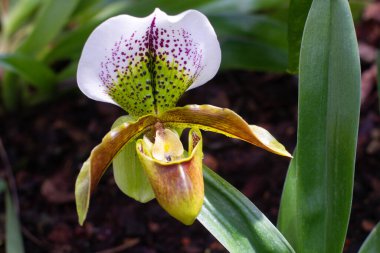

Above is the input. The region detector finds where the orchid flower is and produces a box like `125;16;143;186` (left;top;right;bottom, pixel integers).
75;8;291;226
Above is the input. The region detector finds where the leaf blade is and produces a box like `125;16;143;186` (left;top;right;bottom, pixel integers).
279;0;361;252
287;0;312;73
0;54;56;91
210;14;288;72
199;166;295;253
277;151;298;249
2;0;40;39
0;180;25;253
18;0;80;55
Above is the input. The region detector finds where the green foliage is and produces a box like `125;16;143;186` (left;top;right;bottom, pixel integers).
278;0;361;253
287;0;312;73
0;179;25;253
359;223;380;253
277;151;297;247
198;167;295;253
1;0;40;39
0;54;56;92
210;14;288;71
116;0;284;16
0;54;56;107
350;0;369;22
17;0;80;55
286;0;367;73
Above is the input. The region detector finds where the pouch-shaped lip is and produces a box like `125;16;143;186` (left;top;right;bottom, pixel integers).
136;128;204;225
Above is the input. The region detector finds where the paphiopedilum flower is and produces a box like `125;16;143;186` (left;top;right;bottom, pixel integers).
75;8;291;226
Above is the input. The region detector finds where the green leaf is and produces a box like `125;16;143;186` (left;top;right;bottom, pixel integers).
1;71;21;110
71;0;102;17
198;167;295;253
111;116;154;203
350;1;368;23
0;180;25;253
56;62;77;82
199;0;285;14
116;0;283;17
18;0;80;55
209;14;288;72
44;1;129;63
210;14;287;50
220;38;288;72
0;54;56;92
279;0;361;252
287;0;312;73
359;222;380;253
2;0;40;39
43;21;99;63
277;150;298;248
70;0;122;24
116;0;215;16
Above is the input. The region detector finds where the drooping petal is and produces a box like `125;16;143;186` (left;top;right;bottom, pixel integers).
112;116;155;203
75;115;158;225
136;129;204;225
77;8;221;116
158;105;292;157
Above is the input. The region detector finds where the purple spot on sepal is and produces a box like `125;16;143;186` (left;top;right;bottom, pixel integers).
99;14;205;115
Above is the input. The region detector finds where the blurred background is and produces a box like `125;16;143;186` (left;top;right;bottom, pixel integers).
0;0;379;252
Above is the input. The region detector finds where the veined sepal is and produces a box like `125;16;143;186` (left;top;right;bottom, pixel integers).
136;128;204;225
77;9;221;116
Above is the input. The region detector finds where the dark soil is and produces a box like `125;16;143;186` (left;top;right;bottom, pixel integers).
1;3;380;253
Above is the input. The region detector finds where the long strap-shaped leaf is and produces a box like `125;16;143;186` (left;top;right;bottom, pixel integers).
199;167;295;253
76;104;291;224
277;151;297;247
0;54;56;90
2;0;40;39
0;180;25;253
287;0;312;73
18;0;79;55
278;0;360;252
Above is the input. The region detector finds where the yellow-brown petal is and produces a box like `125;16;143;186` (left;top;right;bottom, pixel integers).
158;105;292;157
75;115;158;225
